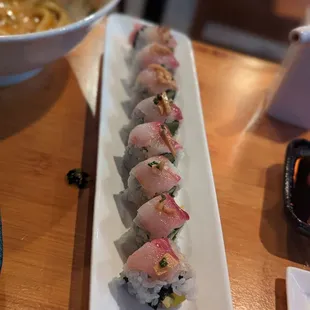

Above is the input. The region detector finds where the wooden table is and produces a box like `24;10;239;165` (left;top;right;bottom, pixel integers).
0;23;309;310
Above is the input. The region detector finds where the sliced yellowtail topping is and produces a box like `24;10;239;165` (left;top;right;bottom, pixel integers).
153;253;178;276
157;26;172;44
154;91;172;116
150;43;173;56
160;125;176;158
157;26;170;36
148;64;176;88
162;293;186;308
155;194;176;215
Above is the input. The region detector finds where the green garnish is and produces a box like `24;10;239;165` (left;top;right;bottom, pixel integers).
162;153;175;164
66;168;90;189
148;161;159;168
153;94;162;105
159;257;168;268
159;194;166;203
160;64;167;69
165;120;179;136
165;89;176;100
168;227;181;241
168;186;177;197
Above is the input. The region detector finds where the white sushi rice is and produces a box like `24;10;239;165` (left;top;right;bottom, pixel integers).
129;63;145;85
132;33;148;52
123;145;149;172
120;269;196;309
130;109;145;127
132;87;153;109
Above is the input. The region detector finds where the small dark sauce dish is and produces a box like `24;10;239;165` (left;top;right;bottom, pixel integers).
284;139;310;237
66;168;90;189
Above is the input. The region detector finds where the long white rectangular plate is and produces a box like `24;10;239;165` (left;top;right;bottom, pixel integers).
90;13;233;310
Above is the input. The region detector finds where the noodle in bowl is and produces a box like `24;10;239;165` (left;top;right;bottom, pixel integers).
0;0;71;35
0;0;119;85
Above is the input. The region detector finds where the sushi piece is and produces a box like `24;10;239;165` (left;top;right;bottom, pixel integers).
131;90;183;136
124;156;182;206
132;43;180;76
129;24;177;52
124;122;183;171
132;64;177;107
133;194;189;246
120;238;195;309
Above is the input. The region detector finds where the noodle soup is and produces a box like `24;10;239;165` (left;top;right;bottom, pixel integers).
0;0;71;35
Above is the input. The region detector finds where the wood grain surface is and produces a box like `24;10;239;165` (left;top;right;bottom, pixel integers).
0;22;309;310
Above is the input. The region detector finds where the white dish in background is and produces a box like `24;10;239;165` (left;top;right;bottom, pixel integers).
0;0;119;86
287;267;310;310
90;13;233;310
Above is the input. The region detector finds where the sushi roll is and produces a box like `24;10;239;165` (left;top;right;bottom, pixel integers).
129;24;177;52
120;238;195;309
132;64;177;107
124;122;183;171
133;194;189;246
131;90;183;136
132;43;179;77
124;156;182;206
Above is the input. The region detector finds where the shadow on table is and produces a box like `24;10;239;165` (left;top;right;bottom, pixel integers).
259;164;310;265
215;89;305;143
275;278;287;310
68;58;102;310
250;114;306;144
251;91;305;143
0;59;69;140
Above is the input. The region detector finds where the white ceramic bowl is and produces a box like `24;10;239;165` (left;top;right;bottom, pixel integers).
0;0;119;86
